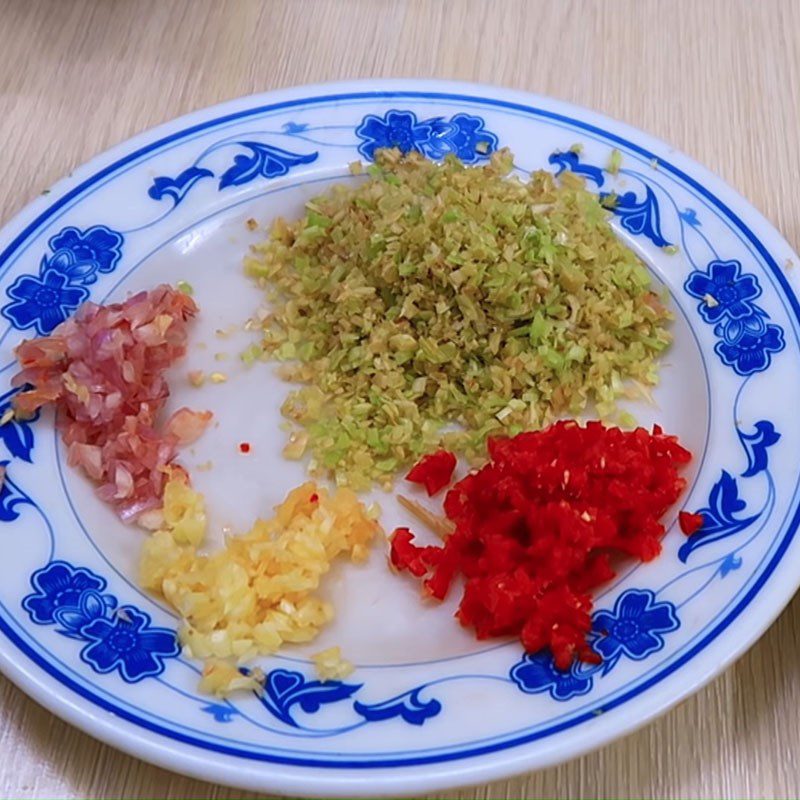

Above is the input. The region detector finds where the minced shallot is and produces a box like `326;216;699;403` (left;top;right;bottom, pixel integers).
12;285;210;521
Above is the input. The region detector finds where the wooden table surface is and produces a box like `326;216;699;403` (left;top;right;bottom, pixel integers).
1;1;800;797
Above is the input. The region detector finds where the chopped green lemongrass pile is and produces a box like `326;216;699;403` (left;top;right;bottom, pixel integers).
245;148;671;489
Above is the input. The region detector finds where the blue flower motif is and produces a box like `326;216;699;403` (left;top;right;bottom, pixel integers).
442;114;499;163
2;270;89;335
355;110;499;164
356;110;437;161
681;256;784;375
23;560;179;683
23;561;106;624
79;607;179;683
715;321;785;376
53;589;114;639
685;259;762;323
510;652;593;701
592;589;679;661
46;225;123;284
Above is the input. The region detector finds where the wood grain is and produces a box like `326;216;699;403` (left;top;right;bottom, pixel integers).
1;0;799;797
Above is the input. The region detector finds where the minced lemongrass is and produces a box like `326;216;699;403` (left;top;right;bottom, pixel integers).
246;148;671;489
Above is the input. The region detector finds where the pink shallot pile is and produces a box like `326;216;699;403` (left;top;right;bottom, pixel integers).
12;285;210;521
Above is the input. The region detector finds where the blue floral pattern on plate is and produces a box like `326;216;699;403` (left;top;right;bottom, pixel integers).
592;589;679;661
80;606;180;682
23;561;107;625
511;590;680;699
685;259;762;323
685;259;785;376
2;225;123;335
510;651;594;701
3;270;89;336
356;110;498;163
22;561;179;683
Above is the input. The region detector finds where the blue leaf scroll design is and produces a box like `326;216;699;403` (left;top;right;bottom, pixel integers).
258;668;362;728
355;110;498;164
354;686;442;726
0;463;34;522
719;553;743;578
2;225;124;335
0;388;39;463
148;166;214;207
548;151;605;187
738;420;780;478
201;703;240;723
678;471;760;563
600;187;671;248
679;207;701;227
282;121;309;134
685;259;785;376
546;149;671;248
218;142;319;189
22;561;179;682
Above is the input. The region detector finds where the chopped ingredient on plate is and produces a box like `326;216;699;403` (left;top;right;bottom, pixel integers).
140;475;380;692
405;449;457;496
607;148;623;175
199;659;265;696
188;369;206;387
390;421;692;669
312;645;355;681
246;148;671;489
12;286;210;521
679;510;704;536
397;494;453;538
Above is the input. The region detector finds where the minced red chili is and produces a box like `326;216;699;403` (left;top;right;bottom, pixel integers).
239;442;251;454
390;420;692;669
405;449;457;496
679;510;704;536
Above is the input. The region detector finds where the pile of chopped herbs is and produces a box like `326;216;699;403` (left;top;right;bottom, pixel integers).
245;148;671;489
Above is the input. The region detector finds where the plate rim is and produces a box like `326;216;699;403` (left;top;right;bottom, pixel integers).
0;77;799;796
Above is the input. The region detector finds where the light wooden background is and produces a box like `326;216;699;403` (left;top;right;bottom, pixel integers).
1;0;799;797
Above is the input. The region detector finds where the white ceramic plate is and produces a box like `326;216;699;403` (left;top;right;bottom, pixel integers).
0;80;799;797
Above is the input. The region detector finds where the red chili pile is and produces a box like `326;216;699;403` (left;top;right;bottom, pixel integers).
390;421;692;668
